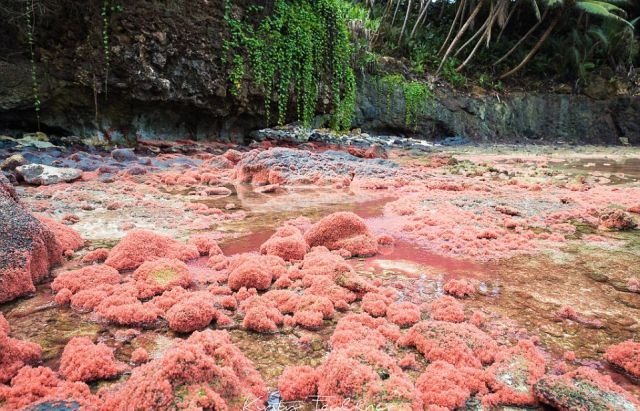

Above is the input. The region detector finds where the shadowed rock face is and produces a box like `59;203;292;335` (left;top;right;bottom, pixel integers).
0;175;62;302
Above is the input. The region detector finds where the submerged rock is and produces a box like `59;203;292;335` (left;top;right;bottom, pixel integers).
534;367;640;410
16;164;82;185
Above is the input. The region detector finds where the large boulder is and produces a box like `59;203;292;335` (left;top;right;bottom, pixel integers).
16;164;82;185
0;174;82;303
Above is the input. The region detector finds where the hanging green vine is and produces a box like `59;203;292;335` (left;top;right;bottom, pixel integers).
380;74;434;130
101;0;110;96
223;0;363;130
24;0;40;130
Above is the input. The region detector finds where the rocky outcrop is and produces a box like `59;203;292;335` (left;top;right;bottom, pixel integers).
356;77;640;145
0;174;82;303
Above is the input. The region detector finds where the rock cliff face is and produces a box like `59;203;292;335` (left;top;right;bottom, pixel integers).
356;77;640;145
0;0;638;144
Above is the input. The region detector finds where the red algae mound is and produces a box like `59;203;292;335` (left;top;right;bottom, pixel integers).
131;347;150;364
81;248;109;264
0;366;97;410
398;320;497;368
386;301;421;327
93;285;162;326
316;345;421;409
304;212;378;256
100;330;267;410
443;279;475;298
278;366;318;401
165;291;218;333
416;360;490;409
534;366;640;410
228;254;286;291
37;216;84;254
59;336;126;382
604;340;640;378
241;296;284;333
0;313;42;384
598;209;638;230
430;296;466;323
132;258;193;298
188;233;223;256
260;225;308;261
104;229;199;270
51;264;121;294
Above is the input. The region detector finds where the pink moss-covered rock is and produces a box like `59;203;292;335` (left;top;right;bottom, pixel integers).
228;254;286;291
296;294;335;319
132;258;193;298
278;366;318;401
398;320;498;368
430;296;466;323
1;175;84;303
534;366;640;410
0;314;42;383
398;353;418;370
165;291;218;333
387;301;421;327
362;291;391;317
105;229;199;270
598;209;637;230
260;225;308;261
100;330;267;410
604;340;640;378
329;313;392;351
51;264;121;294
59;337;125;382
304;212;378;256
37;216;84;255
81;248;109;264
0;366;97;410
482;339;546;407
444;279;475;298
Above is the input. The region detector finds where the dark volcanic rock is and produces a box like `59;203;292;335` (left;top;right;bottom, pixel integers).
0;175;80;303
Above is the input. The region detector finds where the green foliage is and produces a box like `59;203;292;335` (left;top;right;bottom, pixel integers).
379;74;434;129
440;58;467;88
24;0;40;129
223;0;370;130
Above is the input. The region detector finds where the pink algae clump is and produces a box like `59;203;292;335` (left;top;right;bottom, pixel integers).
0;366;97;410
362;291;392;317
604;340;640;378
38;216;84;254
228;254;286;291
387;301;421;327
59;337;125;382
278;365;318;401
0;313;42;384
598;209;637;230
132;258;193;298
444;279;475;298
104;229;199;270
131;348;150;364
51;264;121;294
398;353;418;370
94;285;162;326
398;320;498;368
165;291;218;333
241;296;284;333
188;233;223;256
293;310;324;329
303;212;378;256
316;345;421;409
81;248;109;264
416;360;490;409
100;330;267;410
430;296;466;323
260;225;308;261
